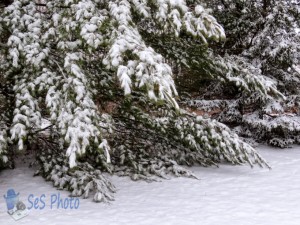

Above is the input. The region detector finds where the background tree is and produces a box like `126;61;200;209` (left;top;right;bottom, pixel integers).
183;0;300;147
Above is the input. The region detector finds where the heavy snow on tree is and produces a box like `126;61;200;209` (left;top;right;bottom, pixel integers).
0;0;276;201
184;0;300;148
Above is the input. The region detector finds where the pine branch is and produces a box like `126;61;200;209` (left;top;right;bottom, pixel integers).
0;43;7;48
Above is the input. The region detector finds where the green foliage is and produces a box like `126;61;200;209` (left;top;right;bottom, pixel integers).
0;0;278;202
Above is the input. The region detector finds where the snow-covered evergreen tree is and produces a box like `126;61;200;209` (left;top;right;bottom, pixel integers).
0;0;274;201
183;0;300;148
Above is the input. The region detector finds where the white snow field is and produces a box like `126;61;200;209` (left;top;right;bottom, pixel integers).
1;145;300;225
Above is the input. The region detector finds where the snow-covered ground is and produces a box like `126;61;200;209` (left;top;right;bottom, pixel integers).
1;145;300;225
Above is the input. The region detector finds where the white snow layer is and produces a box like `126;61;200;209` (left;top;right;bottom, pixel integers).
1;145;300;225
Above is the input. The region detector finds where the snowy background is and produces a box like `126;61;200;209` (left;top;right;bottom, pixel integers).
1;145;300;225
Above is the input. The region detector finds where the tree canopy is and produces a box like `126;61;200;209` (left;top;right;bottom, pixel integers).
1;0;299;202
